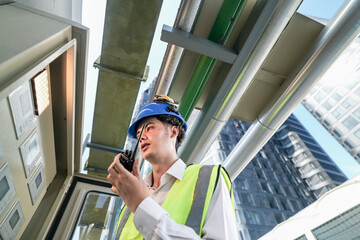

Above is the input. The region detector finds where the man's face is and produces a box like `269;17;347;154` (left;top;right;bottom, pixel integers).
136;117;176;161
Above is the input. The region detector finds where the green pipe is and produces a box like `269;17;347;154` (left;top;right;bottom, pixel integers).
178;0;248;121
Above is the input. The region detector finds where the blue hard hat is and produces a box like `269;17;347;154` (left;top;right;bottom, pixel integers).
128;101;188;138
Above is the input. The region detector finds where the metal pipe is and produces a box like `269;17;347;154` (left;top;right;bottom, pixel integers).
152;0;203;100
179;0;302;163
86;140;124;154
178;0;248;120
224;0;360;181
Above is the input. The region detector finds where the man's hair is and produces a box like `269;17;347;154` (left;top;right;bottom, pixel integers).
156;114;186;151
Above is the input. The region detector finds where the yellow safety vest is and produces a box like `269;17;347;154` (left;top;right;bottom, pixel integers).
115;164;233;240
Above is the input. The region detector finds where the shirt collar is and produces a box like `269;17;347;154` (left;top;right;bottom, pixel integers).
144;159;186;186
166;159;186;181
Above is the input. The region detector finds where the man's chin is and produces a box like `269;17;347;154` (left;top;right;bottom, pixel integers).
143;153;156;163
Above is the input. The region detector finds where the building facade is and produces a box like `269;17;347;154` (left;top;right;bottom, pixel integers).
303;36;360;164
201;115;347;240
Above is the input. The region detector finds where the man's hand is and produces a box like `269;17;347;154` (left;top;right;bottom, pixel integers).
107;154;150;212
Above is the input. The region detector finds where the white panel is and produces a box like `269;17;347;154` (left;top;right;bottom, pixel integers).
0;163;16;217
8;81;36;139
0;200;25;240
27;164;45;205
20;129;42;178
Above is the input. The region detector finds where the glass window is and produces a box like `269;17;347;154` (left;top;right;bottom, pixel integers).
266;171;275;180
263;212;276;226
318;173;324;181
291;200;300;211
322;85;332;93
277;173;289;184
353;107;360;120
342;116;358;130
331;106;346;120
323;120;330;126
280;199;292;211
243;210;264;225
256;170;265;179
314;91;325;102
241;193;255;206
259;196;269;208
252;159;261;167
260;150;268;159
333;128;343;138
267;197;279;209
261;183;270;193
220;133;230;141
249;229;267;240
322;98;336;111
272;184;283;195
315;111;322;118
305;103;314;111
234;192;241;205
344;140;355;148
354;129;360;140
236;178;249;190
331;92;342;101
341;97;356;110
310;163;316;169
71;192;122;240
274;213;283;223
286;186;296;198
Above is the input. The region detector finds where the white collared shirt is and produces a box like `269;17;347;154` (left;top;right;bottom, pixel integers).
133;159;239;239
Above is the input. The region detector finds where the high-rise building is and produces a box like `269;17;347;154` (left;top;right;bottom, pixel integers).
201;115;347;240
302;36;360;164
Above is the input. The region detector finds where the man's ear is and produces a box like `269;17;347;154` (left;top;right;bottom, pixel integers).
170;125;179;139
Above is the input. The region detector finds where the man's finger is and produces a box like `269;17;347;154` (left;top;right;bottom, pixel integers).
110;185;119;195
132;158;141;177
107;153;122;173
112;155;128;174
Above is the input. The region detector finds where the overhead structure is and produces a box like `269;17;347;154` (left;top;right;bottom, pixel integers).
87;0;163;174
153;0;360;180
176;0;304;163
224;0;360;180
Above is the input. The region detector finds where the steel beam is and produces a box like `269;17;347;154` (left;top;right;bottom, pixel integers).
161;25;237;64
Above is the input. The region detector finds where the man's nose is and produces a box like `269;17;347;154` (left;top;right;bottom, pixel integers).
140;133;147;141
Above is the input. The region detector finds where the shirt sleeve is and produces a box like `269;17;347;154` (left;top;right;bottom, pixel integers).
133;174;239;240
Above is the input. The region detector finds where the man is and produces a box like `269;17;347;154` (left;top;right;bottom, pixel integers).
107;95;238;239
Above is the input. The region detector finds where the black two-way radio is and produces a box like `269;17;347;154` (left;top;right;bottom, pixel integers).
119;124;147;172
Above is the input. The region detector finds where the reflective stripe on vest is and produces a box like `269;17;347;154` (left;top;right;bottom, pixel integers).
115;164;232;239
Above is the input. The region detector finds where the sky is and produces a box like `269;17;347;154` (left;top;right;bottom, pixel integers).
82;0;360;178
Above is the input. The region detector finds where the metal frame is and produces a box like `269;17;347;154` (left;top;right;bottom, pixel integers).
161;25;237;64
